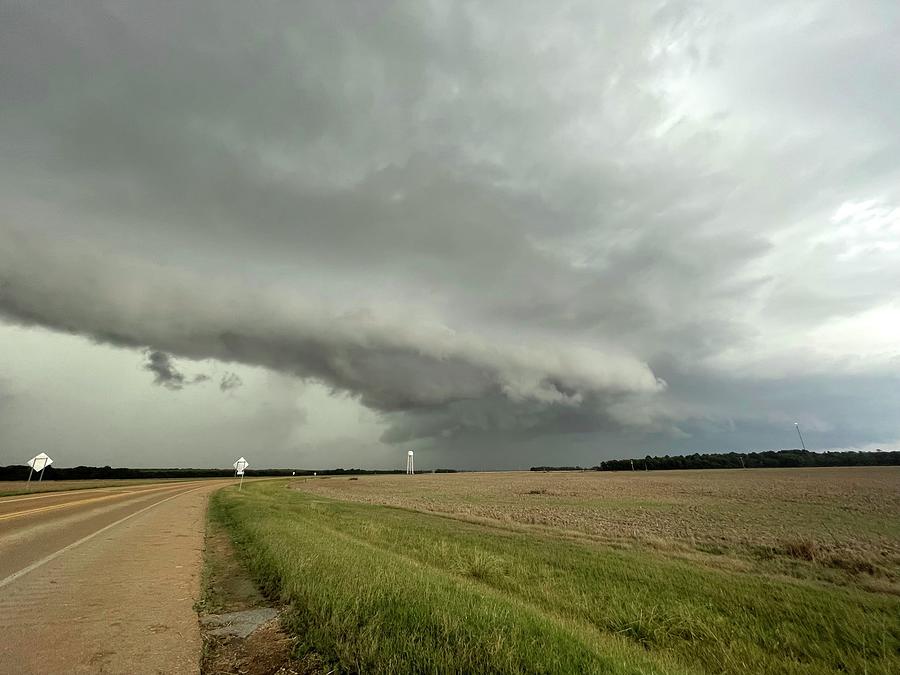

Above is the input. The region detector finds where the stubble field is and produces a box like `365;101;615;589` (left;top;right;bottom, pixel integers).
213;467;900;674
300;467;900;587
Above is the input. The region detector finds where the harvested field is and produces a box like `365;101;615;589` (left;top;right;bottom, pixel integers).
298;467;900;583
216;476;900;674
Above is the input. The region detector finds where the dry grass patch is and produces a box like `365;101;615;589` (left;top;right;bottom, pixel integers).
295;467;900;585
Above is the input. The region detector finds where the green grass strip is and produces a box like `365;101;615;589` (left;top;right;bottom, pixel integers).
213;481;899;674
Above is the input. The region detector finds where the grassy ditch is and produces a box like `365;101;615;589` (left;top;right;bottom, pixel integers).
199;496;323;674
213;481;899;674
197;504;270;616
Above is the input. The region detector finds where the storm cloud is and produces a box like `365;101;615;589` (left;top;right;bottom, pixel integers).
0;230;662;430
1;0;898;467
143;351;189;390
142;350;209;390
220;373;243;393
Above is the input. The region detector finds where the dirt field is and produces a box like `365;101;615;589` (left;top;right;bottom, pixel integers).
298;467;900;581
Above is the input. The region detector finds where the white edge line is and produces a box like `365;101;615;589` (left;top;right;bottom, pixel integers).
0;484;211;590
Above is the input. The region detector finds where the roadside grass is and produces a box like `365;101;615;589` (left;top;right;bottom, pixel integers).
198;498;319;674
214;481;899;674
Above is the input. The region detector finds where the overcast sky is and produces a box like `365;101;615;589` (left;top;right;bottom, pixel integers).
1;1;898;469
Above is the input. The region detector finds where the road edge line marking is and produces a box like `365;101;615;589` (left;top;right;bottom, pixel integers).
0;484;212;590
0;481;207;522
0;481;200;504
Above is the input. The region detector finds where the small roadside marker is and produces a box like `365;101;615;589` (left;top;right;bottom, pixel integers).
26;453;54;491
233;457;249;490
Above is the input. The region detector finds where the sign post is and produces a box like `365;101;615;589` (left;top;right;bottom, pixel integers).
26;453;54;491
233;457;249;491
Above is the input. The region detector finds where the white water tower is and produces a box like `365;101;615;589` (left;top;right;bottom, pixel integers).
406;450;414;475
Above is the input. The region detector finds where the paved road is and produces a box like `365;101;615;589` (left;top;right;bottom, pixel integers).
0;480;230;674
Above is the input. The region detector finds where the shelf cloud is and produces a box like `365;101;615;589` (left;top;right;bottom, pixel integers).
1;0;898;466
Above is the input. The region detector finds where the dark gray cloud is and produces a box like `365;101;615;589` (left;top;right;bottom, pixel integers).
143;351;186;390
0;0;898;465
0;229;662;427
143;350;208;390
220;372;243;392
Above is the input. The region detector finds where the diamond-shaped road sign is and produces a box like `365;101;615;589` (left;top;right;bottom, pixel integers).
27;452;53;471
233;457;249;475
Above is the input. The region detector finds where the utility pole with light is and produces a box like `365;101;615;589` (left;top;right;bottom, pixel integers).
794;422;806;451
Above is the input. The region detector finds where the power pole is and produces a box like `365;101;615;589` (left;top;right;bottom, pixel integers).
794;422;806;451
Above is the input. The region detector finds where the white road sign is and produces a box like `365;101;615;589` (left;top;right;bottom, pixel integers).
233;457;249;475
27;452;53;471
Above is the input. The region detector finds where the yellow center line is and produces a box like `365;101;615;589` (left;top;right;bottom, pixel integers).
0;481;199;504
0;481;206;522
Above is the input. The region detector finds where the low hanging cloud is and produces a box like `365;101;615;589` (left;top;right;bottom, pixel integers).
0;229;663;438
220;372;243;392
142;350;208;390
143;350;187;390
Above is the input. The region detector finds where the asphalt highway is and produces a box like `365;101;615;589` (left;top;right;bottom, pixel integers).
0;479;231;673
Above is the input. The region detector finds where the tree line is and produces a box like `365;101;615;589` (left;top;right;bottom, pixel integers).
531;449;899;472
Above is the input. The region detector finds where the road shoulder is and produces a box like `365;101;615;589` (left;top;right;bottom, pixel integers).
198;494;324;675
